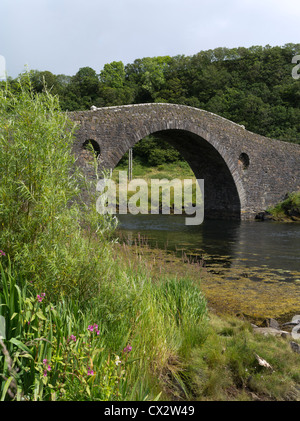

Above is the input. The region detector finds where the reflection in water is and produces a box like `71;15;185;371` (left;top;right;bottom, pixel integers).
116;214;300;320
117;214;300;273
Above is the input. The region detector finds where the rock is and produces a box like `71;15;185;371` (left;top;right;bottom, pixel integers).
255;211;273;221
292;315;300;324
265;318;280;329
283;314;300;326
292;325;300;340
290;341;300;354
282;315;300;338
253;327;291;338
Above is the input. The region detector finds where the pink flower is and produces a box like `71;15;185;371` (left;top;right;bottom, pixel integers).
87;369;94;376
42;359;51;376
88;323;99;333
123;345;132;353
68;334;76;342
37;293;45;302
0;250;6;256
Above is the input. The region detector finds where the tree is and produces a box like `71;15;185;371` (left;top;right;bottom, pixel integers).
30;70;60;94
126;56;172;102
100;61;126;88
64;67;100;110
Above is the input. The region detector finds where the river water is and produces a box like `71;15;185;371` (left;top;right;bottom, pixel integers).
116;214;300;320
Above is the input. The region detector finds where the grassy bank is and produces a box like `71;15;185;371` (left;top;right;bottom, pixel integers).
111;160;199;213
117;237;300;324
2;250;300;402
1;80;299;402
268;192;300;222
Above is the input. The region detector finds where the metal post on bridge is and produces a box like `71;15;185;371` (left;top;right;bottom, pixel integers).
128;148;133;181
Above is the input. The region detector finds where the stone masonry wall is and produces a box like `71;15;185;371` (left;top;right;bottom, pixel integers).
68;103;300;220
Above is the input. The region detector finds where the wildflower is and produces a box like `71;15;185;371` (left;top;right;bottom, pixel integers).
87;368;94;375
123;345;132;353
115;356;122;366
88;323;100;334
68;334;76;342
0;250;6;256
37;294;44;302
42;359;51;376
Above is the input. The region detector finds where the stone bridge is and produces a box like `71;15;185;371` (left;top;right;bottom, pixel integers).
69;103;300;220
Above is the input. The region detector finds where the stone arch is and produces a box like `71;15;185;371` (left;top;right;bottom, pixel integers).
112;127;246;219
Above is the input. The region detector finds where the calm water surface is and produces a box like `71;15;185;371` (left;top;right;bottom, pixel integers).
117;214;300;278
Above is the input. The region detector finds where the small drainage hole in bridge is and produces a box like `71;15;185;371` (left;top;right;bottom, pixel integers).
238;153;249;170
82;139;101;159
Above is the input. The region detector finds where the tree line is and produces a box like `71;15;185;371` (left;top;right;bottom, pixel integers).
5;43;300;145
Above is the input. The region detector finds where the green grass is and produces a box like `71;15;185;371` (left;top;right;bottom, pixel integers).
187;314;300;401
268;191;300;221
114;160;195;182
111;161;200;212
0;254;208;401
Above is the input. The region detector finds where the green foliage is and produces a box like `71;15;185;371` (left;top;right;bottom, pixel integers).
100;61;126;88
268;191;300;219
7;43;300;142
0;84;210;400
0;77;115;301
0;251;209;401
118;136;182;168
188;315;300;401
0;260;130;401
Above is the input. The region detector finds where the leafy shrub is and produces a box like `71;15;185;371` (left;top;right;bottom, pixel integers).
0;76;115;300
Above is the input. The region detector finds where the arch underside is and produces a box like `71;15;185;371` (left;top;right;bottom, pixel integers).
133;129;241;220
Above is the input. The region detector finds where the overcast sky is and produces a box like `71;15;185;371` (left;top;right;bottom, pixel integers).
0;0;299;78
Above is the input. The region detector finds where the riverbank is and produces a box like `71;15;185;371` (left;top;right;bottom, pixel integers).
111;238;300;401
115;231;300;324
266;192;300;222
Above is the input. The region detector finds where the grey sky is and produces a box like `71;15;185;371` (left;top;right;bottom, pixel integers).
1;0;299;78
